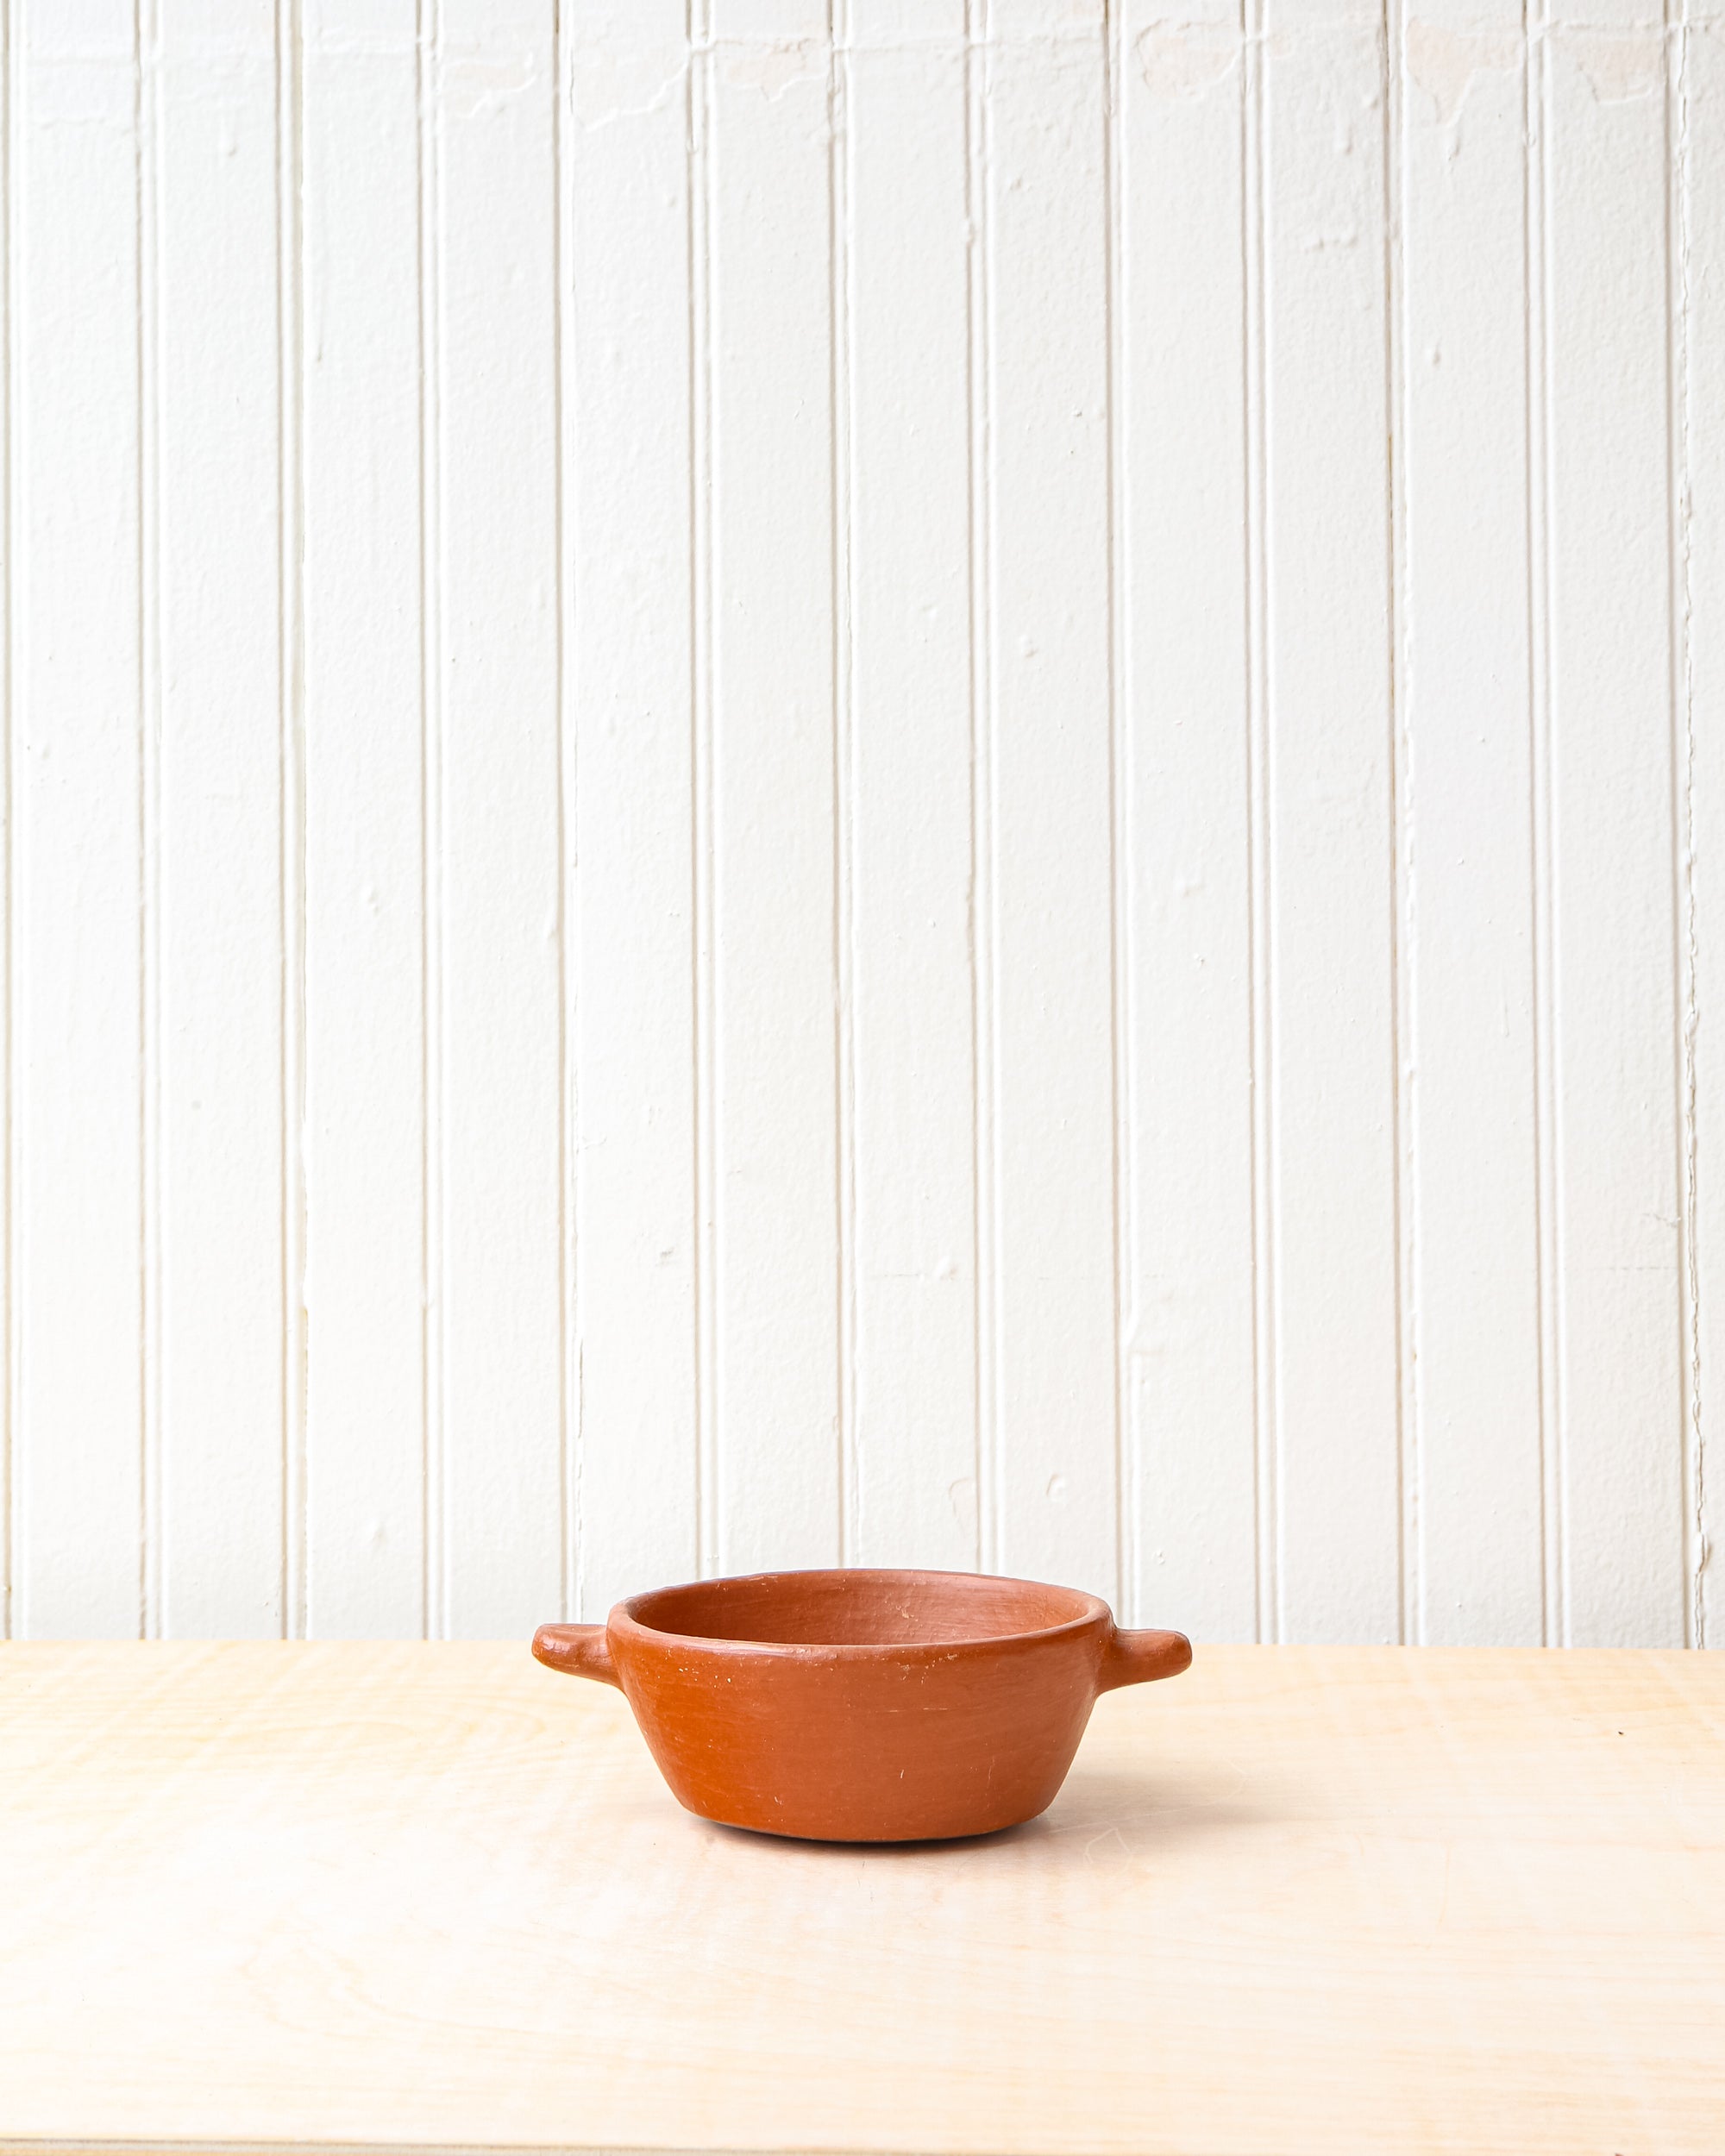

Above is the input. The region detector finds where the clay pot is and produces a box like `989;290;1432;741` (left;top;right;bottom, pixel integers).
532;1567;1191;1842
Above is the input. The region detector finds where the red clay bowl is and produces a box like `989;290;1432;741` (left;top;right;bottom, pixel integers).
531;1567;1191;1843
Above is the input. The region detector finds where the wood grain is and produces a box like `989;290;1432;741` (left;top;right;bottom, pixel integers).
1;1640;1721;2154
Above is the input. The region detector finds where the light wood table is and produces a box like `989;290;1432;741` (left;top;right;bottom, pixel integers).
1;1641;1720;2155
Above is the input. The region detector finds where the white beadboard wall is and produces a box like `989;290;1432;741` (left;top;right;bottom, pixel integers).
1;0;1720;1646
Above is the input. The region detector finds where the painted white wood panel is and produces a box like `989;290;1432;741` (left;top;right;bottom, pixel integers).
1680;0;1722;1651
845;0;978;1571
1262;0;1402;1643
154;0;286;1637
430;0;563;1635
1545;0;1684;1646
0;0;10;1638
0;1;1714;1646
1118;0;1257;1639
1398;0;1544;1643
565;0;699;1618
983;0;1119;1601
11;0;146;1638
706;0;841;1576
301;0;426;1637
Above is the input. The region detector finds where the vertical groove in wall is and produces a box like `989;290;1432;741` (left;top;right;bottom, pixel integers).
1668;0;1704;1649
1526;0;1563;1648
965;0;996;1576
689;0;717;1581
137;0;163;1642
1243;0;1276;1643
278;0;308;1642
416;0;444;1640
1384;0;1415;1645
830;1;857;1570
1103;0;1128;1619
0;0;14;1641
553;0;577;1624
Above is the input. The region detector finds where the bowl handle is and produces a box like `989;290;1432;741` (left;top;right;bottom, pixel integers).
531;1622;620;1688
1098;1626;1193;1693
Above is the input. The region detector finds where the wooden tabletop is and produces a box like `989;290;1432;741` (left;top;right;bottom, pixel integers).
1;1641;1720;2156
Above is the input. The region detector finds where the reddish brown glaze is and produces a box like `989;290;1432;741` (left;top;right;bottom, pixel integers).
532;1568;1191;1842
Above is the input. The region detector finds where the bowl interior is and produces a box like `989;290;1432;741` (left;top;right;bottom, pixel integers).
623;1568;1099;1649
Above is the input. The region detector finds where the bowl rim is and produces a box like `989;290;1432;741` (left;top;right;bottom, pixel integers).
612;1564;1113;1661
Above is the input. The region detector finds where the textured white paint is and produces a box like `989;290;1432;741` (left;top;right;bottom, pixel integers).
1119;0;1256;1647
1263;0;1402;1644
846;0;978;1570
302;0;424;1636
986;4;1118;1598
155;0;287;1638
708;0;841;1574
565;0;699;1620
432;0;564;1637
1400;0;1543;1645
1689;3;1725;1652
0;0;1718;1645
11;0;146;1638
1545;0;1684;1646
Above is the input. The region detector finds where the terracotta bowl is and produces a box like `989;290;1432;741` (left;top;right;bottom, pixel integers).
531;1567;1191;1843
